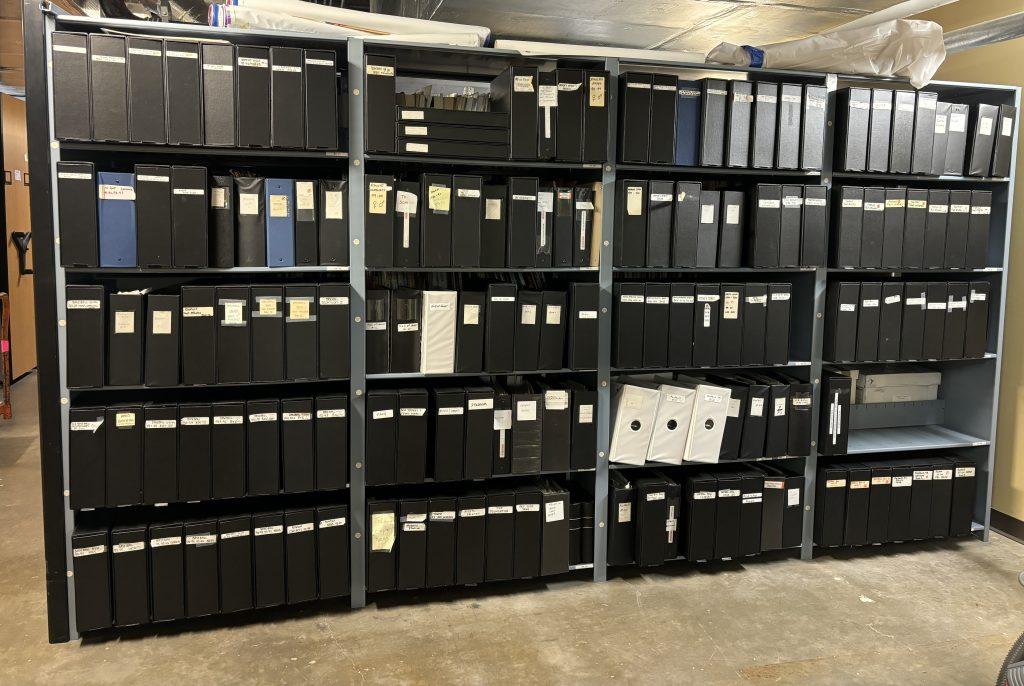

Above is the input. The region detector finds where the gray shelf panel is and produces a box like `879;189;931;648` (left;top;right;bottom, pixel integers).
367;368;594;380
369;267;597;273
613;267;815;274
64;266;350;275
844;425;989;454
826;267;1002;274
617;163;819;177
825;353;996;366
611;361;812;374
609;455;803;470
68;378;349;393
60;141;348;159
832;171;1008;183
365;153;604;171
366;467;596;487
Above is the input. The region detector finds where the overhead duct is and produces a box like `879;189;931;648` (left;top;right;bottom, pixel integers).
831;0;957;32
493;39;703;64
943;12;1024;53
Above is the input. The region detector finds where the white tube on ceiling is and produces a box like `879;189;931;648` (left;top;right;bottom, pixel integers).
225;0;490;44
832;0;957;32
494;39;704;64
944;12;1024;53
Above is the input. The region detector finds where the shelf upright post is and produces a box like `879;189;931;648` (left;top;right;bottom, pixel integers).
593;57;619;582
346;37;368;608
801;73;838;560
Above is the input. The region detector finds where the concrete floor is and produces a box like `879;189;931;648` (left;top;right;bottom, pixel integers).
2;374;1023;685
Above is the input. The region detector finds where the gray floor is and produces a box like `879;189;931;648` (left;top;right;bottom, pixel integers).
2;374;1023;685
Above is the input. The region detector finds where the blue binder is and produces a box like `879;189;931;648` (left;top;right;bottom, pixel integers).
265;178;296;267
675;80;701;166
97;171;137;267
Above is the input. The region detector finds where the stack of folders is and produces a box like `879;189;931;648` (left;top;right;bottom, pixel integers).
51;32;341;150
364;173;600;268
618;73;827;171
607;464;804;566
824;280;990;363
613;281;793;369
609;374;812;467
836;87;1017;177
364;55;609;162
55;162;349;269
71;505;350;632
68;394;349;510
614;180;828;268
815;454;977;548
364;380;596;486
364;282;599;375
831;185;992;269
367;480;580;592
63;283;351;388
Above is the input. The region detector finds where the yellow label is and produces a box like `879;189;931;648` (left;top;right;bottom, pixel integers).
368;182;388;215
259;298;277;316
428;184;451;212
589;76;605;107
290;300;310;320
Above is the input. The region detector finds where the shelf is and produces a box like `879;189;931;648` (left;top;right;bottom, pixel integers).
72;485;351;515
826;267;1002;274
63;266;350;275
60;141;348;159
825;353;996;365
609;455;802;470
367;368;593;380
367;563;595;596
364;153;604;171
369;267;597;273
616;163;820;177
844;425;989;454
368;467;596;488
613;266;816;273
831;171;1008;183
611;361;811;374
609;546;802;568
68;378;349;393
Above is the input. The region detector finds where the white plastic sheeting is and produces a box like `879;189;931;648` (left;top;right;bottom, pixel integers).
494;39;704;64
208;4;483;47
220;0;489;45
706;19;946;88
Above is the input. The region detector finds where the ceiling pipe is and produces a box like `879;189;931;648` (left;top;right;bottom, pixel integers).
943;12;1024;53
831;0;956;32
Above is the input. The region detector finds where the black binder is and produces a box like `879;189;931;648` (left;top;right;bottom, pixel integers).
56;161;99;267
966;190;992;269
178;404;212;502
389;288;421;374
718;190;745;268
284;509;317;603
922;282;948;360
456;291;486;373
855;282;881;362
170;165;207;268
144;293;180;387
458;492;488;584
966;103;999;177
741;283;767;366
69;407;106;509
452;175;483;266
294;180;319;265
700;79;727;167
752;184;782;267
491;65;539;160
481;184;508;267
944;190;972;268
911;91;937;174
433;388;466;481
725;80;752;168
765;283;792;365
669;283;695;367
643;283;671;368
511;388;543;474
574;185;597;267
52;32;92;141
649;73;677;164
143;404;178;504
878;282;903;361
646;181;674;267
234;177;266;267
859;187;885;268
889;89;916;173
942;282;969;360
485;283;517;373
583;70;610;162
281;398;314;494
236;46;271;147
692;283;720;367
89;34;128;142
867;88;892;172
364;54;396;153
105;405;143;506
833;186;863;268
836;87;870;172
285;284;318;380
903;188;928;268
931;101;952;175
316;505;349;598
252;512;286;606
127;37;166;145
365;175;396;267
110;524;148;627
538;290;568;370
514;291;543;371
556;68;585;161
464;386;495;479
184;520;219;617
684;473;717;561
211;402;246;499
219;515;255;610
66;285;105;388
421;173;453;267
318;283;350;380
508;177;540;267
397;499;428;590
825;282;858;362
365;389;398;483
246;400;281;495
866;465;891;544
201;43;234;147
801;85;827;170
752;81;778;169
553;187;574;266
315;395;349;490
304;49;339;150
613;283;645;369
672;181;701;267
537;70;558;160
881;187;906;269
923;189;949;268
569;383;597;470
513;486;544;577
569;283;599;370
270;47;304;149
319;179;349;267
210;175;235;267
944;103;970;175
485;489;516;580
964;281;990;358
365;289;390;375
619;72;652;162
149;522;185;621
164;41;201;146
717;284;744;367
778;185;802;267
107;292;143;386
696;189;720;268
250;285;285;383
991;104;1017;177
801;185;828;266
776;83;802;170
901;282;928;360
426;496;458;587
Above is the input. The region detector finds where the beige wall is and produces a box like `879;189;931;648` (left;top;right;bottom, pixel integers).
915;1;1024;520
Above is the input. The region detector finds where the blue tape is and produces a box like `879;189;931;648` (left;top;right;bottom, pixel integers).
743;45;764;69
210;4;220;26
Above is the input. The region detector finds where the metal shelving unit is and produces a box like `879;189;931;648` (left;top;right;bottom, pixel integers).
23;4;1019;643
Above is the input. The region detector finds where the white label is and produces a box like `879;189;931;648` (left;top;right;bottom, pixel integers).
704;392;723;404
70;419;104;432
512;194;536;202
461;508;486;519
494;409;512;431
239;193;259;216
404;142;429;153
114;310;135;334
579;404;594;424
489;506;514;515
150;536;182;548
272;64;301;73
913;470;933;481
674;295;696;304
211;187;227;209
545;305;562;325
58;172;92;180
793;397;812;407
928;301;946;310
98;184;135;201
935;114;948;134
979;116;993;137
734;93;754;104
864;202;884;212
647;492;666;502
929;204;948;214
850;100;869;110
759;199;781;209
324;191;344;220
517;401;537;422
401;110;425;121
884;295;901;305
92;54;126;64
366;64;394;76
886;198;906;209
774;398;787;417
764;480;784;490
908;199;927;209
366;321;387;331
173;188;204;196
180;416;210;427
248;413;277;423
589;76;606;107
152;310;172;335
400;407;427;417
396;322;419;333
627;81;651;90
282;412;311;422
897;102;915;113
137;174;169;183
545;501;565;522
372;409;394;420
697;293;719;303
491;296;515;303
370;513;396;552
840;303;856;312
750;397;764;417
788;488;801;506
893;476;913;488
516;504;541;513
726;204;740;224
286;523;315;535
719;489;741;499
700;204;715;224
113;542;145;554
74;544;108;558
646;296;669;305
971;205;991;215
521;303;537;325
781;93;801;104
650;193;673;203
319;517;347;529
621;294;644;303
723;291;739;320
468;399;494;411
462;303;481;326
145;419;176;430
54;44;87;54
237;56;268;68
617;502;632;523
950;112;967;133
115;412;135;428
405;126;428;136
430;511;456;521
545;391;570;411
578;310;597;319
186;534;217;545
514;75;534;92
757;94;778;104
956;467;976;478
783;196;803;208
438;406;464;416
320;296;349;306
693;491;715;500
538;84;558;108
771;292;791;301
842;198;863;209
457;187;481;199
428;184;451;212
316;409;346;419
626;186;643;216
295;182;315;211
727;398;741;418
214;415;243;425
933;469;953;481
269;194;290;218
805;197;826;207
951;204;970;214
862;299;879;308
872;476;892;486
826;479;846;488
873;99;891;111
485;198;502;220
970;291;987;302
203;62;233;72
